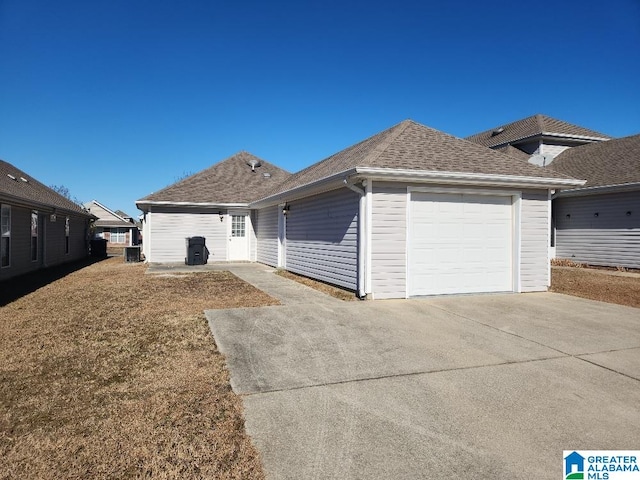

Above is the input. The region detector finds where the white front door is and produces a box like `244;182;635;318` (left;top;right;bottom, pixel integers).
228;213;249;260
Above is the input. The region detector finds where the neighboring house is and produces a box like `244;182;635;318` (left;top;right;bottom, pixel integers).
1;159;95;281
466;114;611;166
136;151;291;263
83;200;140;246
548;134;640;269
138;120;583;299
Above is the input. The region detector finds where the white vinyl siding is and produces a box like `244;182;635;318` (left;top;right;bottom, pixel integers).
520;190;551;291
555;191;640;269
371;184;407;299
285;188;359;290
147;210;227;263
256;205;279;267
541;143;571;159
369;182;552;298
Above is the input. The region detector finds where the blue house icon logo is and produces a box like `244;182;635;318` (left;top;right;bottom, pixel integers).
565;451;585;479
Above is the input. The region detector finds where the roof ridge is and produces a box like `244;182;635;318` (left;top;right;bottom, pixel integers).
359;119;413;166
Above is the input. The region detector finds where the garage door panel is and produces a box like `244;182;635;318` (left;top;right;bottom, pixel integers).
409;192;514;296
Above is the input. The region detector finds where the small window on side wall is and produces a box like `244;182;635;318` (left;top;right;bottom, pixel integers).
31;211;38;262
65;217;70;254
1;204;10;267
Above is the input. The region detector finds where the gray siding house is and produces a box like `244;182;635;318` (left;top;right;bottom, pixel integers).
1;159;95;281
138;120;583;299
548;134;640;269
466;114;611;166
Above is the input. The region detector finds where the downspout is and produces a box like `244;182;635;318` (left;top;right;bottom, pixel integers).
343;179;366;299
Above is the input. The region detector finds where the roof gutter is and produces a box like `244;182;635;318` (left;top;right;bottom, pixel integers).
251;167;584;208
249;168;358;208
136;200;249;211
553;182;640;198
351;167;586;189
0;192;95;218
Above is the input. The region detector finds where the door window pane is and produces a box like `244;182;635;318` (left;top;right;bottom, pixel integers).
231;216;246;237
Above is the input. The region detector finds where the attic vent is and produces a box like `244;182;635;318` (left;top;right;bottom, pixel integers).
20;177;28;183
7;174;16;180
491;127;505;136
263;172;271;178
247;159;262;172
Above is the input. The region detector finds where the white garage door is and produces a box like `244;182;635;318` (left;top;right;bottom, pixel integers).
408;192;514;296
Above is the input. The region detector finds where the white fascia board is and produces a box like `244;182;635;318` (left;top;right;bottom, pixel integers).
553;182;640;198
249;168;358;208
540;132;611;142
353;167;586;189
136;200;249;210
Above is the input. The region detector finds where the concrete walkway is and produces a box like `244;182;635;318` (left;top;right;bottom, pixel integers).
200;264;640;479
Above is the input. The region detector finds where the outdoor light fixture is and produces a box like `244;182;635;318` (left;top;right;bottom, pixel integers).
566;214;571;219
627;211;632;216
282;204;290;216
219;212;224;222
594;212;599;217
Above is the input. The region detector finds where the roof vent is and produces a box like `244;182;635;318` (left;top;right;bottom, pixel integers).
247;159;262;172
491;127;505;136
20;177;28;183
263;172;271;178
7;174;16;180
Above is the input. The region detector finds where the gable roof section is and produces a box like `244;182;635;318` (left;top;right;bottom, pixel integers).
84;200;134;228
548;133;640;189
466;114;611;149
258;120;581;201
137;151;291;206
0;159;91;217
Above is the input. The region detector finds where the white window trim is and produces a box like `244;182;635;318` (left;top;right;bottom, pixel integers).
1;204;10;268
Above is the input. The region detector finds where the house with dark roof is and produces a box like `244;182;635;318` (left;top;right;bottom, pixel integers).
466;114;611;166
83;200;140;247
548;134;640;269
1;159;95;281
136;151;291;263
137;120;583;299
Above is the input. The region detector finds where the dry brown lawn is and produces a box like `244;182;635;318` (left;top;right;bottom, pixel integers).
551;266;640;308
275;269;358;301
0;257;278;479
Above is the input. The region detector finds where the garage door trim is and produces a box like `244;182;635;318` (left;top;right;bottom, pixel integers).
406;186;521;297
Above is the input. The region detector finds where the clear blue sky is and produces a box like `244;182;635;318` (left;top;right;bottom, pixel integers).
1;0;639;216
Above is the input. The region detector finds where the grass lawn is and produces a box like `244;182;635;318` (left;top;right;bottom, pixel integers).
551;266;640;308
0;257;278;479
275;269;357;301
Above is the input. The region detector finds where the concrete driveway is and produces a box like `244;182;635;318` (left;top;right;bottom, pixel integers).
206;266;640;480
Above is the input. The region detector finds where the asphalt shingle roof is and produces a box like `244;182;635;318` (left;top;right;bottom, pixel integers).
264;119;576;197
0;159;91;216
138;151;291;204
548;134;640;188
466;114;611;149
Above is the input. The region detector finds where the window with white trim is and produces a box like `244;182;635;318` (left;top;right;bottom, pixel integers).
110;227;126;243
65;216;70;254
31;211;38;262
231;215;246;237
1;204;10;267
